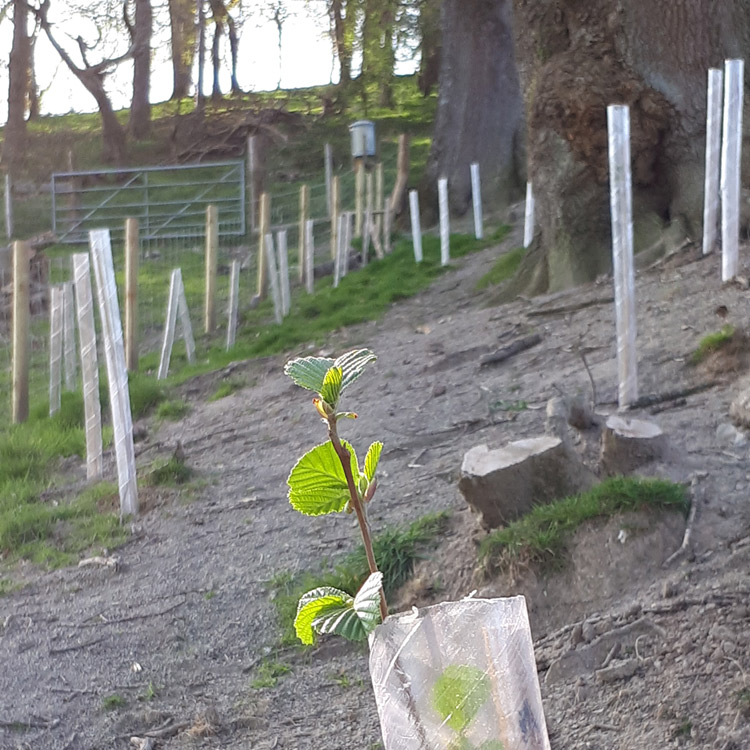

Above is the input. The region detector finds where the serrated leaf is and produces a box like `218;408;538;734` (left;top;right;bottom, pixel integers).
294;587;352;645
284;356;335;393
432;664;490;733
353;571;384;635
363;441;383;482
320;366;343;407
287;441;359;516
335;349;377;391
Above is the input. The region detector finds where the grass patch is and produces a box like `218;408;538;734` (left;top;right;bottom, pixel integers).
142;455;193;487
156;399;191;420
250;659;292;690
269;511;450;646
209;377;246;401
128;374;167;418
0;481;129;568
101;694;127;711
479;477;688;573
0;578;20;596
475;246;526;290
691;325;735;364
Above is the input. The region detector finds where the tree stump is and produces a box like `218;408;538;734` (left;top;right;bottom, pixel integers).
458;436;596;529
600;415;667;476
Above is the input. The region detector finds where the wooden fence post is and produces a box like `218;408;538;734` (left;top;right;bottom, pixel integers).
325;143;333;216
299;184;309;282
330;175;340;260
72;253;103;480
355;160;365;238
375;162;384;254
247;134;257;233
389;134;410;221
11;240;29;423
125;217;139;371
257;192;270;298
204;204;218;333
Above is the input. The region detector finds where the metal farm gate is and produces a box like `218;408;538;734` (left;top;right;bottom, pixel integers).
51;161;246;244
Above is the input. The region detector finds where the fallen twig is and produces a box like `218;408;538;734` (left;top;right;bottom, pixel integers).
525;296;614;318
479;333;542;367
663;492;699;567
649;397;688;415
49;637;103;655
627;381;719;410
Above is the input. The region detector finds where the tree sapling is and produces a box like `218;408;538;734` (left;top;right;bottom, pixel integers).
284;348;387;645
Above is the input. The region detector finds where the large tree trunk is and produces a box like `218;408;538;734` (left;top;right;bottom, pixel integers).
422;0;524;220
3;0;30;170
168;0;194;100
128;0;152;139
328;0;353;86
510;0;750;295
361;0;395;108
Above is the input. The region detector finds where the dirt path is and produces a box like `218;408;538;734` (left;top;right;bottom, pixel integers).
1;226;749;749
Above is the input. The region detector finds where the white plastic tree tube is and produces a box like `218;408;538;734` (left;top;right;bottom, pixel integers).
369;596;551;750
72;253;103;480
89;229;138;517
333;213;345;288
702;69;724;256
523;181;535;248
158;269;181;380
226;259;240;350
471;163;483;240
305;219;315;294
265;232;283;324
721;58;744;281
607;104;638;409
438;177;450;266
277;229;291;316
176;273;195;364
49;285;63;416
62;281;77;390
342;212;353;277
409;190;423;263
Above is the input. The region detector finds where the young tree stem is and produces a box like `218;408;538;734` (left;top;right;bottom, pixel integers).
328;419;389;622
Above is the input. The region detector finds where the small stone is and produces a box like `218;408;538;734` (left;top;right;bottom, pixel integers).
570;623;584;647
581;620;596;643
662;580;679;598
432;384;447;398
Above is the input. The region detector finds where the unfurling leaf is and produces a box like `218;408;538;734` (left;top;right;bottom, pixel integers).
363;441;383;482
335;349;377;391
288;441;359;516
284;356;334;393
294;572;384;645
320;366;343;408
294;587;352;645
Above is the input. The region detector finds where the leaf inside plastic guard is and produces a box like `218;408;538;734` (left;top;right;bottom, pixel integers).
368;596;551;750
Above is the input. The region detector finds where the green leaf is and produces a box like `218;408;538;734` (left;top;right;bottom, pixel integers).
311;571;384;642
363;441;383;482
352;571;384;635
284;356;334;393
432;665;491;733
287;441;359;516
320;366;343;407
335;349;377;391
294;586;352;645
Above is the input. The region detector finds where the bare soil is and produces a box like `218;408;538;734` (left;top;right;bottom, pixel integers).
1;223;750;750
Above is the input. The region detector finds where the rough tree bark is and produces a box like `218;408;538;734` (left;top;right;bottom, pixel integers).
327;0;353;87
127;0;152;139
168;0;195;99
510;0;750;295
416;0;441;97
3;0;31;170
422;0;524;219
361;0;396;108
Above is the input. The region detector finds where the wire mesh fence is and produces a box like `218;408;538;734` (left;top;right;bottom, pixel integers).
0;144;514;427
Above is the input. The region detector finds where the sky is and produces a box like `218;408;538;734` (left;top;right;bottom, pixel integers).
0;0;374;123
